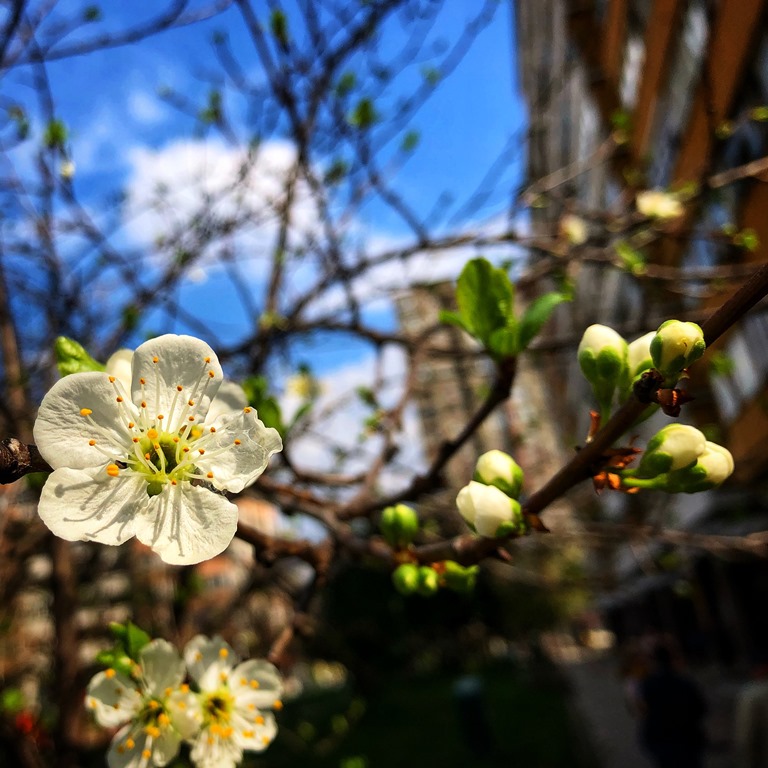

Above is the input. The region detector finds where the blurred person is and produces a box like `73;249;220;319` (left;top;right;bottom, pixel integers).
637;644;708;768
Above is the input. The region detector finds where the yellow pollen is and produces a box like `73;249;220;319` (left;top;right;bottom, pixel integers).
198;448;206;455
240;677;247;685
164;687;172;697
128;422;135;428
177;701;186;709
145;453;151;460
195;652;202;662
158;713;170;726
262;736;270;745
234;439;241;445
250;680;260;689
183;447;190;453
142;749;151;759
244;407;252;413
132;437;140;443
141;401;147;408
273;700;283;710
180;684;190;693
172;436;179;443
176;385;183;391
208;737;215;745
88;698;96;709
116;396;123;403
108;376;115;383
106;464;120;477
148;701;159;710
209;427;216;433
89;439;96;446
188;416;195;422
105;669;116;678
147;428;158;439
204;356;211;363
153;443;161;450
208;370;215;378
157;414;164;420
219;648;229;658
80;408;92;416
152;356;159;363
188;399;195;406
207;472;214;479
171;479;177;486
140;378;146;385
220;671;228;681
255;715;265;725
243;729;254;738
247;703;255;711
144;725;160;738
125;738;135;750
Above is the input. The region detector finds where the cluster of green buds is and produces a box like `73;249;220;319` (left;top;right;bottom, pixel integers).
621;424;734;493
578;319;706;423
391;561;479;597
456;450;525;538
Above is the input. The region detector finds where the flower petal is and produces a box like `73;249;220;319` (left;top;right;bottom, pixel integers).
149;723;182;767
131;335;222;425
190;728;242;768
205;380;248;423
167;687;203;739
139;639;185;698
184;635;238;691
106;724;148;768
134;484;237;565
38;468;146;545
86;670;141;728
233;710;277;753
105;349;134;390
33;371;135;470
198;409;282;493
230;659;283;708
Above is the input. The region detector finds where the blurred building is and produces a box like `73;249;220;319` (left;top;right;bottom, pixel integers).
515;0;768;667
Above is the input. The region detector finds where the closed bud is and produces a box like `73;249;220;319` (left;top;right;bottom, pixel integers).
391;563;420;595
380;504;419;549
650;320;706;379
474;450;524;499
637;424;707;478
578;324;628;412
55;336;105;377
416;566;440;596
559;214;588;245
456;481;523;538
442;561;479;594
627;332;656;380
636;190;684;220
665;441;734;493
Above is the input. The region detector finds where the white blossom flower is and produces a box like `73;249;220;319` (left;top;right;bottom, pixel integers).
559;214;588;245
636;190;684;220
456;480;523;537
85;640;200;768
183;635;283;768
34;334;282;564
473;450;524;498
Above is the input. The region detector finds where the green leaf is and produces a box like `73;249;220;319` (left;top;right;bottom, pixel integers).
336;72;356;97
615;240;646;275
43;119;68;150
488;326;518;358
517;292;570;351
348;98;377;129
83;5;101;22
125;622;151;659
269;9;289;46
241;376;285;436
454;258;514;346
400;130;420;152
54;336;105;376
438;309;470;333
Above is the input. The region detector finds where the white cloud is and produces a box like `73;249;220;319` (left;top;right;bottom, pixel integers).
127;89;166;125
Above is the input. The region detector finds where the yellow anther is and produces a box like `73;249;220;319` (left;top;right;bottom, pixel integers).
244;407;252;413
105;669;116;678
198;448;206;455
87;698;96;709
116;396;123;403
80;408;92;416
147;428;158;439
219;648;229;658
188;399;195;406
164;687;172;697
106;464;120;477
141;401;147;408
132;437;140;443
177;701;186;710
145;453;151;460
157;414;164;420
195;653;202;662
188;415;195;422
206;472;214;479
208;737;215;745
183;447;190;453
180;684;190;693
250;680;260;689
262;736;270;745
220;671;228;681
172;436;179;443
255;715;265;725
234;439;241;445
152;356;159;363
89;439;96;446
240;677;247;685
144;725;160;738
243;729;254;738
208;370;215;378
139;378;146;385
125;738;135;750
209;427;216;433
158;713;170;726
148;701;159;710
204;356;211;363
153;443;161;451
108;376;116;383
176;385;183;391
128;421;135;428
171;479;177;486
273;700;283;710
142;749;152;759
247;703;255;711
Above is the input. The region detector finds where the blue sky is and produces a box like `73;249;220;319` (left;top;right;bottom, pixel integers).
4;0;526;376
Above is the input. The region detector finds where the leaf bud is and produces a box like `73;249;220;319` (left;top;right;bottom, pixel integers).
416;566;440;597
391;563;420;596
442;561;479;594
55;336;105;377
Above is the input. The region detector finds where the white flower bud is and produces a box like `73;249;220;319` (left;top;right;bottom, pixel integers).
650;320;706;378
665;441;734;493
637;424;707;477
456;481;522;538
578;325;628;410
559;214;588;245
474;450;524;499
636;190;684;220
60;159;76;180
627;332;656;379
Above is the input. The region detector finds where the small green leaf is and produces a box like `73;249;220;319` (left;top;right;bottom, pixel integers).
336;72;356;97
348;98;377;129
438;309;470;333
241;376;285;436
400;131;420;152
615;240;646;275
454;258;514;346
43;119;68;150
488;326;518;358
517;292;570;351
125;622;151;659
269;9;289;46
